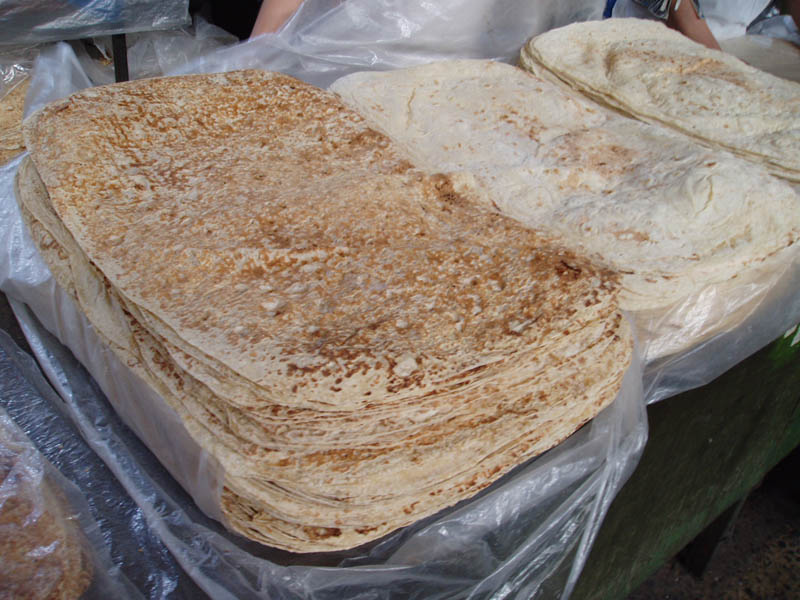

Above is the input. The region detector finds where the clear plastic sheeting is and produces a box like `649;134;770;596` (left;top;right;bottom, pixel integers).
0;45;38;167
638;253;800;402
24;44;93;121
0;348;140;599
749;13;800;44
0;0;190;45
73;16;238;87
173;0;606;87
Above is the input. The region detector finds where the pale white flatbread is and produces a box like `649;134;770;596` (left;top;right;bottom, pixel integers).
520;19;800;181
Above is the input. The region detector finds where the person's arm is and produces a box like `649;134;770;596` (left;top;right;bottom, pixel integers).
788;0;800;30
666;0;722;50
250;0;304;37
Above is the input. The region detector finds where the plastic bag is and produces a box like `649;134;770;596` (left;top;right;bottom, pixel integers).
0;45;39;99
0;25;650;599
0;366;138;599
0;0;190;46
749;14;800;45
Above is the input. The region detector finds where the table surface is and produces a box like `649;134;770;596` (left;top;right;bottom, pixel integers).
573;330;800;600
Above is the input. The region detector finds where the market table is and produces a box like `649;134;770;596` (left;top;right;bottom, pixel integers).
574;331;800;600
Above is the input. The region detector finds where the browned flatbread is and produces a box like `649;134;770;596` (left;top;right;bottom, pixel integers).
19;70;632;552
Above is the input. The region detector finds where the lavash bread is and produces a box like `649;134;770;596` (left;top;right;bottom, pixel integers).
0;416;93;600
519;18;800;182
19;70;631;552
330;60;800;322
0;77;29;164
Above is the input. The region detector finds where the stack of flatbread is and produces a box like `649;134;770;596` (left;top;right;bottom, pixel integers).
18;70;631;552
520;18;800;182
331;60;800;329
0;414;93;600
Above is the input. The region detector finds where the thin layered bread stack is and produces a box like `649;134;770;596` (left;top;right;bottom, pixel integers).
18;71;632;552
331;60;800;358
0;414;93;600
520;18;800;182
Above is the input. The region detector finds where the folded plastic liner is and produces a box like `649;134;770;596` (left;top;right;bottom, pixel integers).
637;256;800;402
2;1;796;597
0;0;190;45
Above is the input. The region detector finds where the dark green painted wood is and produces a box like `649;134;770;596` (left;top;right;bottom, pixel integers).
572;334;800;600
0;292;30;354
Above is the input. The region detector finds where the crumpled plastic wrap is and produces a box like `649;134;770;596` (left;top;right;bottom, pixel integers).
0;342;141;599
0;44;39;99
637;252;800;402
0;45;39;167
0;0;190;46
749;13;800;44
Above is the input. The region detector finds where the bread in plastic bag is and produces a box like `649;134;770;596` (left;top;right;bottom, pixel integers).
0;390;141;599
